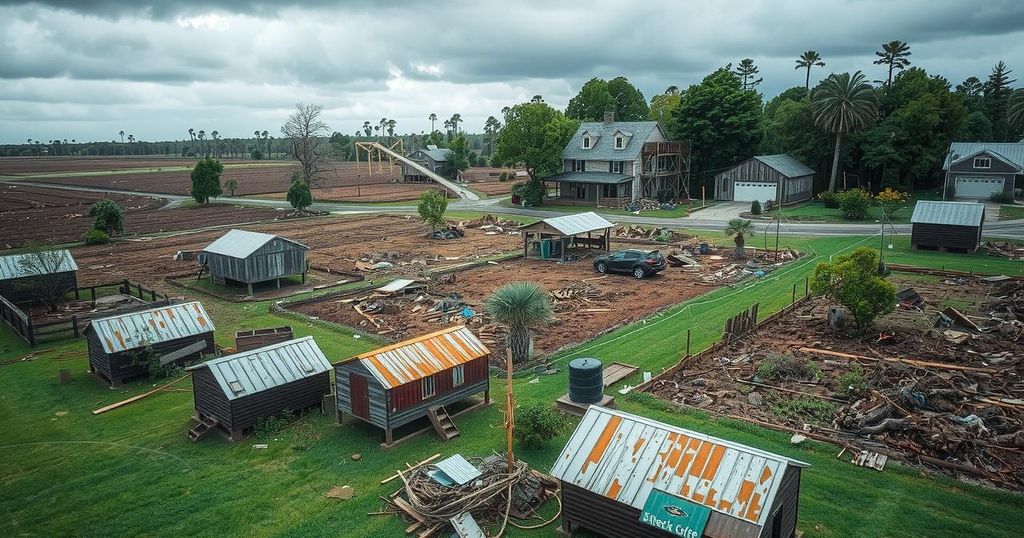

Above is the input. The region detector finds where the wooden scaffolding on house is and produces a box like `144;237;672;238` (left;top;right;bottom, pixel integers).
354;139;405;176
639;140;691;201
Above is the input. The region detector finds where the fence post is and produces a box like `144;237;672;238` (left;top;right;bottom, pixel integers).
75;287;80;300
122;279;129;295
27;317;36;348
804;277;809;297
151;290;156;301
137;282;143;299
72;315;79;338
685;329;691;357
792;283;797;304
91;286;97;305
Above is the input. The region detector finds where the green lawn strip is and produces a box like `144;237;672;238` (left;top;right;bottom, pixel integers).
999;204;1024;220
882;236;1024;275
498;199;689;219
2;234;1024;536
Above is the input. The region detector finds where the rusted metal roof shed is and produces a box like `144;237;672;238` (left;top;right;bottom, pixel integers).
551;406;808;538
352;325;490;389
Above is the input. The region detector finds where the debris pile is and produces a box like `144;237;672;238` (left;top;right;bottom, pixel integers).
427;226;465;240
625;198;678;213
984;241;1024;260
613;225;684;242
463;214;521;229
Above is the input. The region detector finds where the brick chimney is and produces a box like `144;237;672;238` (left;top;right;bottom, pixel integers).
603;111;615;125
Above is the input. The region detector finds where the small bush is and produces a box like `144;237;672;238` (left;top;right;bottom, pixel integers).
498;172;508;182
990;191;1015;204
89;199;124;235
223;177;239;196
836;188;870;220
767;394;838;425
836;365;868;396
750;200;762;215
756;352;821;382
250;149;263;160
84;229;110;245
514;402;569;449
287;176;313;210
818;190;839;208
764;199;776;212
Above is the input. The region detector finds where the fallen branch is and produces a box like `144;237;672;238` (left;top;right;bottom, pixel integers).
92;375;189;415
380;453;441;484
736;379;846;403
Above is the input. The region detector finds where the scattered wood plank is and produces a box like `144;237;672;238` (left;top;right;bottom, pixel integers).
381;453;442;484
736;379;846;403
798;347;997;374
91;375;188;415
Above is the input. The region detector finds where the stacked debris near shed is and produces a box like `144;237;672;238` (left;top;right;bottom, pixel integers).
382;454;559;538
462;214;522;235
624;198;677;213
648;277;1024;490
984;241;1024;260
613;225;685;242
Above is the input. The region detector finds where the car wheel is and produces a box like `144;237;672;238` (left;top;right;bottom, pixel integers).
596;262;607;274
633;267;646;279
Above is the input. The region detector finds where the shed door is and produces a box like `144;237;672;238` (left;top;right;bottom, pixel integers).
349;373;370;420
732;181;777;202
955;176;1004;198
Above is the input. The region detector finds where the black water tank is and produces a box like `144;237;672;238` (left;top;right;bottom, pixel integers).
568;358;604;404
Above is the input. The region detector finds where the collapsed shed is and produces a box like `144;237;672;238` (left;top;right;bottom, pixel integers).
0;249;78;304
85;301;215;388
520;211;614;260
334;325;491;446
185;336;331;441
910;201;985;253
551;407;808;538
200;229;309;294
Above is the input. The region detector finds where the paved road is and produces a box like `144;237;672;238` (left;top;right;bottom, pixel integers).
5;179;1024;240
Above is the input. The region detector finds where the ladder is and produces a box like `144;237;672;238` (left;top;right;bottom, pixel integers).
427;406;460;441
188;414;219;442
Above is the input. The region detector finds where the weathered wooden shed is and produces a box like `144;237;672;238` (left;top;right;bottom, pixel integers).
714;154;815;205
185;336;331;441
520;212;613;260
551;407;808;538
85;301;215;388
200;229;309;294
910;201;985;252
0;249;78;305
401;145;449;182
335;325;490;446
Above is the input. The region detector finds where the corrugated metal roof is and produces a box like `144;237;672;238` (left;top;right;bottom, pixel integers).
563;121;661;161
87;301;215;354
202;229;308;259
187;336;330;400
345;325;490;389
378;279;418;293
944;142;1024;170
433;454;482;485
550;407;809;529
0;250;77;281
753;154;815;178
536;212;615;236
911;201;985;226
418;148;449;162
544;171;634;185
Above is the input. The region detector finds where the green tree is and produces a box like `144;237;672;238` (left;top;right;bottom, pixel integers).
873;40;912;86
416;189;448;231
89;199;124;235
428;113;437;133
565;78;615;121
1009;89;1024;131
484;282;553;365
606;76;649;120
955;76;985;112
286;176;312;211
724;218;754;258
328;132;354;160
984;61;1017;140
649;86;683;123
795;50;825;91
483;116;501;155
440;135;470;179
812;71;878;192
493;102;579;206
190;157;223;203
810;247;896;332
223;177;239;196
733;59;763;90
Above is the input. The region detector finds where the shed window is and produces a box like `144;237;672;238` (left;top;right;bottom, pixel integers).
973;157;991;169
228;380;245;395
615;136;624;149
421;376;436;399
583;137;591;149
573;160;586;172
453;365;465;387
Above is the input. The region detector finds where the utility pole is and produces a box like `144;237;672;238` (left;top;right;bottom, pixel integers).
505;349;515;472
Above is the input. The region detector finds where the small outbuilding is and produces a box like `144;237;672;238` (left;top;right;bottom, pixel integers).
200;229;309;294
185;336;331;441
520;211;613;260
714;154;815;205
0;249;78;305
552;407;809;538
85;301;215;388
402;145;449;182
941;142;1023;199
910;201;986;253
334;325;490;446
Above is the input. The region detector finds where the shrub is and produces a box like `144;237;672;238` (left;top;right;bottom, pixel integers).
836;365;868;396
89;199;124;235
250;149;263;160
510;182;526;197
811;247;896;331
223;177;239;196
756;352;821;382
83;229;110;245
990;191;1015;204
417;189;449;231
750;200;762;215
818;190;839;208
286;177;313;210
874;187;910;217
498;172;508;182
520;176;546;206
514;402;568;449
767;394;838;425
836;188;870;219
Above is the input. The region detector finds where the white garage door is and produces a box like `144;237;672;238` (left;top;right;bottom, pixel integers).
955;176;1004;199
732;181;777;202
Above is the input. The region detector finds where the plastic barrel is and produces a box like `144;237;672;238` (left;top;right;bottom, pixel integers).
568;358;604;404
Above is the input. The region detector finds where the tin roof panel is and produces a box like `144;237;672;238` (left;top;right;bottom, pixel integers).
188;336;330;400
345;325;490;388
911;200;985;226
87;301;215;354
0;249;77;281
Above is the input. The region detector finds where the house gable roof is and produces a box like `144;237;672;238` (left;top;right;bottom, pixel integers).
521;211;615;236
752;154;815;178
202;229;308;259
0;250;77;281
944;142;1024;171
85;301;215;354
340;325;489;389
911;200;985;227
418;147;449;162
563;121;661;161
187;336;331;400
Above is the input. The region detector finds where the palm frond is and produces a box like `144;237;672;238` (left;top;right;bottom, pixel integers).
811;71;878;134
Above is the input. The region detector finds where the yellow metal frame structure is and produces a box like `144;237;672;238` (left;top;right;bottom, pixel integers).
354;139;405;176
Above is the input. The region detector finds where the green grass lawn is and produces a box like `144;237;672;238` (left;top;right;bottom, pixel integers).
501;199;689;218
999;204;1024;220
2;233;1023;537
762;192;942;224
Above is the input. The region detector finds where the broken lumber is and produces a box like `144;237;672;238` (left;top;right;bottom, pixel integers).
92;374;188;415
798;347;997;374
736;379;846;403
380;453;442;484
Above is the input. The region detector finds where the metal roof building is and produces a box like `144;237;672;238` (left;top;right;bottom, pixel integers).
943;142;1024;171
186;336;332;441
0;249;78;305
335;325;491;445
552;407;808;538
910;201;986;253
519;212;614;260
201;229;309;293
714;154;815;206
0;250;78;280
942;142;1023;199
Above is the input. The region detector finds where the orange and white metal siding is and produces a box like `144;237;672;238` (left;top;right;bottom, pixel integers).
350;325;490;389
550;407;808;529
89;301;215;354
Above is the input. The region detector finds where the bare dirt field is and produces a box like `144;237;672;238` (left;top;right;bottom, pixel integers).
647;274;1024;489
0;156;259;175
0;184;282;249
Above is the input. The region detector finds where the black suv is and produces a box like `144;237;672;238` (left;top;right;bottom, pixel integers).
592;249;666;279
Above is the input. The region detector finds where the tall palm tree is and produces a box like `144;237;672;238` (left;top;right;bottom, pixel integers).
386;119;396;141
428;113;437;133
197;130;206;156
484;282;553;365
812;71;878;192
362;121;372;138
1009;91;1024;130
449;113;462;136
873;40;911;86
530;95;543;104
210;130;219;157
795;50;825;90
118;130;125;156
725;219;755;259
127;134;135;156
261;130;269;157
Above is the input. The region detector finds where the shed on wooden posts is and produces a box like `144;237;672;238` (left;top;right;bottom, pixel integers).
334;325;491;446
200;229;309;295
84;301;215;388
519;211;613;260
551;406;809;538
186;336;332;441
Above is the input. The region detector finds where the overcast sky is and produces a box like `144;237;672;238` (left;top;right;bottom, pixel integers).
1;0;1023;144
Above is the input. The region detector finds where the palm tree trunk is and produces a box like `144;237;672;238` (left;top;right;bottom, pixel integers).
828;131;843;192
805;68;811;91
506;326;532;364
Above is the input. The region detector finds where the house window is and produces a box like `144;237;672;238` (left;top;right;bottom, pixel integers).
973;157;991;169
574;160;586;172
615;136;624;149
601;184;618;198
453;365;465;387
583;137;591;149
609;161;623;174
421;375;436;399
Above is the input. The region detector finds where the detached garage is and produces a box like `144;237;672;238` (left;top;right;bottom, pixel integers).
911;201;985;253
942;142;1023;200
714;154;815;205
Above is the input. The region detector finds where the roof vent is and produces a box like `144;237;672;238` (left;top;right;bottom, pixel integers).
228;380;245;395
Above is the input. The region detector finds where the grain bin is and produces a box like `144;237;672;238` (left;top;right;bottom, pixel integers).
568;358;604;404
